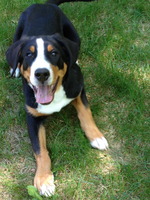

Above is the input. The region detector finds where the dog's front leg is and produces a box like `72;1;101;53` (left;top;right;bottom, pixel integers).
26;113;55;197
72;92;109;150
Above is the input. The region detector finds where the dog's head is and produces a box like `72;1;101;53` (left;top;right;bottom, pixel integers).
6;34;79;104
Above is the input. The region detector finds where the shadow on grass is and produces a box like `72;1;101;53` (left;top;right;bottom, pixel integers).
91;63;149;199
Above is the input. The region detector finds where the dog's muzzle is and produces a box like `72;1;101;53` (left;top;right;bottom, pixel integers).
32;68;59;105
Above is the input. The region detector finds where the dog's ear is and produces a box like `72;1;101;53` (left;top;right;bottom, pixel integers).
6;40;25;76
52;33;79;67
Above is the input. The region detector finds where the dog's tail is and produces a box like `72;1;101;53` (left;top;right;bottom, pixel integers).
46;0;95;6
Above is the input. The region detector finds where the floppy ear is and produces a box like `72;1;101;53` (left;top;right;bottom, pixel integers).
6;40;25;76
52;33;80;67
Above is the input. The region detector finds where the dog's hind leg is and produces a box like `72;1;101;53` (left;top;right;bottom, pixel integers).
26;113;55;197
72;90;109;150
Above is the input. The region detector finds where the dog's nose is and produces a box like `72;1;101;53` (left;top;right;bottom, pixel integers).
35;68;50;83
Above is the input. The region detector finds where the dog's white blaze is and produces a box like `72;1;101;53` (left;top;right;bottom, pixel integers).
30;38;53;86
37;85;74;114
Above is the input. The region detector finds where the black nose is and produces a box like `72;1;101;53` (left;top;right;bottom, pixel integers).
35;68;50;83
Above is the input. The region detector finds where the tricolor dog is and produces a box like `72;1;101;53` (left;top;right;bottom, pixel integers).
6;0;108;197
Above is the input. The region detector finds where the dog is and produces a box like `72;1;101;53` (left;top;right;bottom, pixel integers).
6;0;108;197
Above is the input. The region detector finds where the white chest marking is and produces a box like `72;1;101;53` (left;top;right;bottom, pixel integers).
37;86;74;114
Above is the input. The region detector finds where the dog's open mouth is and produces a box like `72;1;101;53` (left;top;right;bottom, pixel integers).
32;78;59;105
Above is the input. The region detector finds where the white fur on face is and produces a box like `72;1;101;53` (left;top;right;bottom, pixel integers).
30;38;53;86
28;38;74;113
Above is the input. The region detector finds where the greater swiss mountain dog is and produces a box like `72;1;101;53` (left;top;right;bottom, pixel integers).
6;0;108;197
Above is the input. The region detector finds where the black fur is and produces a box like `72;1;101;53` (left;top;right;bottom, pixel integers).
26;114;45;154
6;0;91;155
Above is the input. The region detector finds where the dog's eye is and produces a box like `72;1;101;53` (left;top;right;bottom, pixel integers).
51;50;58;57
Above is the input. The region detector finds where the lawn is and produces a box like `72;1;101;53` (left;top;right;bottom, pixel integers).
0;0;149;199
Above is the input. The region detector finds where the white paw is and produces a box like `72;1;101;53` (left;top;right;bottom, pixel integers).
40;184;55;197
90;137;109;150
39;175;55;197
34;173;55;197
40;183;55;197
10;68;20;77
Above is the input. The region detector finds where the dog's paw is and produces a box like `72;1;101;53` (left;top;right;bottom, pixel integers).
10;68;20;77
90;137;109;150
40;182;55;197
34;174;55;197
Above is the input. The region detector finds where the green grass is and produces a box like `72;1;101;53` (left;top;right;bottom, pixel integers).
0;0;149;199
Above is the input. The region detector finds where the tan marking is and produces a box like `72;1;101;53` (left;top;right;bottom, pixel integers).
34;125;54;191
47;44;53;52
30;45;35;53
20;65;31;82
72;96;104;141
26;105;48;117
51;63;67;91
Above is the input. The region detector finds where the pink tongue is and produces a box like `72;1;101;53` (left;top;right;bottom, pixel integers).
35;85;53;104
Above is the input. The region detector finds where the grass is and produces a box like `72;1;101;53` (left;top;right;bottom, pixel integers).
0;0;149;199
